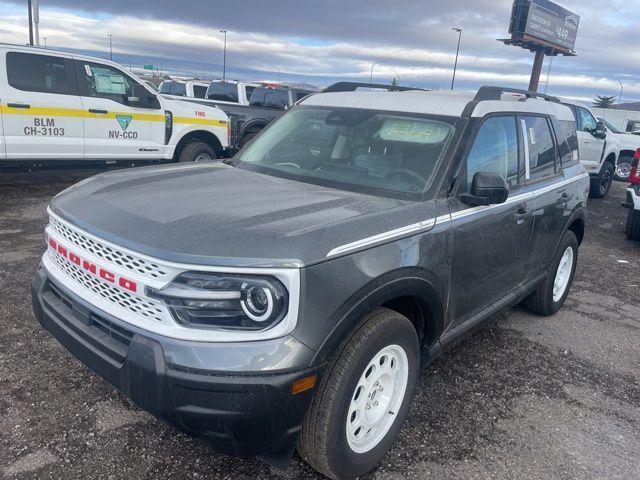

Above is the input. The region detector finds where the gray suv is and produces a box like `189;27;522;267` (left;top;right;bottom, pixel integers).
32;85;589;479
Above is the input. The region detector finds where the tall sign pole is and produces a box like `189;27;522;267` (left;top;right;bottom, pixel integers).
27;0;34;46
528;50;545;91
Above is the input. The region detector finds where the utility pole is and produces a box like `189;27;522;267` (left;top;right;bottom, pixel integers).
33;0;40;46
27;0;34;46
108;34;113;60
451;27;462;90
220;30;227;80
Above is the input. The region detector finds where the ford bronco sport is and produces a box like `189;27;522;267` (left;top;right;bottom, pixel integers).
32;84;589;479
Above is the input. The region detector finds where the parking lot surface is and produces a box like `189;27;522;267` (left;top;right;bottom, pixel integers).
1;170;638;480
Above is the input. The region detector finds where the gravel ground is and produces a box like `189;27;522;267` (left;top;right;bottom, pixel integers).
0;170;638;480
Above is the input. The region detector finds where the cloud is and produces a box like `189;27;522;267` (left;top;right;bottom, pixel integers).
0;0;638;101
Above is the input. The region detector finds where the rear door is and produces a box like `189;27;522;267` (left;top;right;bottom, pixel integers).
449;115;533;325
75;59;165;159
575;106;604;173
2;50;84;160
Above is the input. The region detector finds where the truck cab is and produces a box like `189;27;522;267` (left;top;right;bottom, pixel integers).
0;44;230;168
206;80;260;106
159;80;209;99
561;99;619;198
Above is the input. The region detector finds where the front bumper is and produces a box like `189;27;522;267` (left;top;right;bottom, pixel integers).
31;267;320;458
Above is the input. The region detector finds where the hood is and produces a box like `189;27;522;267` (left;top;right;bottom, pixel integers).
51;163;433;267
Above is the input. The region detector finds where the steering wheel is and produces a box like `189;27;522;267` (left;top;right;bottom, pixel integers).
269;152;325;170
386;169;428;187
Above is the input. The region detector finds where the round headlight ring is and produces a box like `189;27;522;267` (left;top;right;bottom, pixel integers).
241;286;274;322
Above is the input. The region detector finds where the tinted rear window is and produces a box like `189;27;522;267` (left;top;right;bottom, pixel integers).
192;85;207;98
7;52;77;95
207;82;239;102
250;88;288;109
160;81;187;96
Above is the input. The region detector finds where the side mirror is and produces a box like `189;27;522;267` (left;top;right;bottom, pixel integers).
128;84;159;109
459;171;509;206
593;120;607;139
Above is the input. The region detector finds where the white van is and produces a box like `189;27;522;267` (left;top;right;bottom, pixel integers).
0;44;230;167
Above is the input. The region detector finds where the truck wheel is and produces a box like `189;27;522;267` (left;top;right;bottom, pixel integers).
626;209;640;241
178;141;216;163
615;156;634;181
298;308;419;480
241;131;258;147
589;162;613;198
525;230;578;316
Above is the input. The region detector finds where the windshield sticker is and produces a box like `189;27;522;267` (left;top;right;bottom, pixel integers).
93;69;127;95
378;119;451;144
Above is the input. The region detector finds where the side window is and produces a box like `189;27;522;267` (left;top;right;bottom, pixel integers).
245;86;256;100
466;116;519;191
6;52;76;95
557;120;579;167
522;116;557;180
296;91;311;102
79;62;139;105
578;107;597;132
192;85;207;98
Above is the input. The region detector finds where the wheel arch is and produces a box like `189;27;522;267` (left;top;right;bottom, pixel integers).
173;129;224;161
309;269;445;366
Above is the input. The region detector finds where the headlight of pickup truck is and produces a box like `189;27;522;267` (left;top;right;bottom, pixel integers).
147;272;288;330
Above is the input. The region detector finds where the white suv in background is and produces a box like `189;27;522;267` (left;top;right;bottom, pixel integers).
0;44;230;167
561;100;620;198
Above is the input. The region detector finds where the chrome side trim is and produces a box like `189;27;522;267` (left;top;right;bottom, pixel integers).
325;173;589;258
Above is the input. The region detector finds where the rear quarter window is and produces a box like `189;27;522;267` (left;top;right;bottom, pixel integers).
556;120;579;167
6;52;77;95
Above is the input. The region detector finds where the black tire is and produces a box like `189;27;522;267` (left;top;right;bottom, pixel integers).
589;162;614;198
240;131;259;147
626;209;640;241
525;230;579;316
178;141;216;163
298;308;419;479
614;156;634;182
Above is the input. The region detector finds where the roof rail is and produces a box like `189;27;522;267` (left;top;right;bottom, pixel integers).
473;86;561;103
322;82;424;93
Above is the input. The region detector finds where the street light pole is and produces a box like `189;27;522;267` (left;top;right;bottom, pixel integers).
43;37;47;48
220;30;227;80
369;61;380;89
27;0;34;46
451;27;462;90
618;81;624;105
108;34;113;61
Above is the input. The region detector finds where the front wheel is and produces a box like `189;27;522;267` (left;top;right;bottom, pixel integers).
178;141;216;163
525;230;579;316
626;209;640;241
615;156;634;181
589;162;614;199
298;308;419;479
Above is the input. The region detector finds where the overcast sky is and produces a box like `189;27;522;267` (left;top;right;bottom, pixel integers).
0;0;638;102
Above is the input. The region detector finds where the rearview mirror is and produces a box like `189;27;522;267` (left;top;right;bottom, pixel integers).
458;172;509;206
593;120;607;139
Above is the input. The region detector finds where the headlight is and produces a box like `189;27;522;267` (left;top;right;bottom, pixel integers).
147;272;288;331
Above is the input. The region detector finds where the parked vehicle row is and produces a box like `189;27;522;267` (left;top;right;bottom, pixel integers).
0;44;231;167
33;84;589;479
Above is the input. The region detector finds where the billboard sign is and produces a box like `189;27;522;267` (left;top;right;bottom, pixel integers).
510;0;580;52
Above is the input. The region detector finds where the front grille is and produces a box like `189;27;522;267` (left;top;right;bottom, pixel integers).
49;281;134;347
49;247;166;323
49;215;170;280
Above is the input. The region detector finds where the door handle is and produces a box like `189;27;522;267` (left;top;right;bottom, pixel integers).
7;103;30;109
89;109;108;114
516;203;528;215
561;192;569;200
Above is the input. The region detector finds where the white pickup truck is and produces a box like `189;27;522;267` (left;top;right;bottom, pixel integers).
597;117;640;181
0;44;230;168
159;80;209;99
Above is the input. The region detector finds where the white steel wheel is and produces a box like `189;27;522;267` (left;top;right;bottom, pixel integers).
346;344;409;454
553;246;574;302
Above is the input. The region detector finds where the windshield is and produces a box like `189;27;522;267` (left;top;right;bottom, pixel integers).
207;82;239;102
159;81;186;96
598;118;623;134
235;107;456;199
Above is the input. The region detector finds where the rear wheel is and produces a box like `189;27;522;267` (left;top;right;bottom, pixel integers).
178;141;216;163
615;156;634;181
589;162;614;198
298;308;419;479
525;230;579;316
626;209;640;241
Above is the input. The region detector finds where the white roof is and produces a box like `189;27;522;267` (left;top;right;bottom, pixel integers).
301;89;574;122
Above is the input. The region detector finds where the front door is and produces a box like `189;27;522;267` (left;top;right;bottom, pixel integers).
2;50;84;160
575;106;604;174
449;115;533;325
75;60;165;159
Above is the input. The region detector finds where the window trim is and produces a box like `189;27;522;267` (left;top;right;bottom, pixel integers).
6;51;79;96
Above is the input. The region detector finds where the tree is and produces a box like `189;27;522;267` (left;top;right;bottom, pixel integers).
593;95;617;108
390;77;399;90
